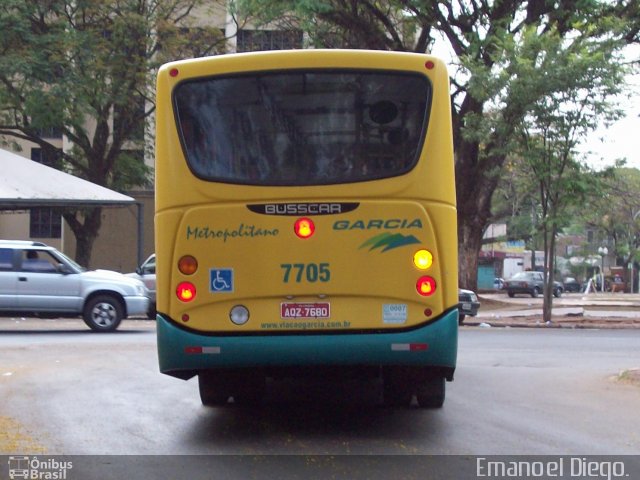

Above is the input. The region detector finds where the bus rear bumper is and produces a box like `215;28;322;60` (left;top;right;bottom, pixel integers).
157;310;458;381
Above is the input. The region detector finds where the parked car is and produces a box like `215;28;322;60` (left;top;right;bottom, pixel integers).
563;276;582;293
0;240;149;332
458;288;480;325
505;271;563;298
126;253;156;319
552;281;564;297
493;277;505;290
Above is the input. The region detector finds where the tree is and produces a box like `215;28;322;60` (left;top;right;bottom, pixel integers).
491;153;542;267
501;28;624;321
585;168;640;292
240;0;636;290
0;0;227;266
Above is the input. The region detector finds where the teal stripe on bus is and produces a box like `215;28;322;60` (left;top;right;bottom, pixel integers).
157;310;458;375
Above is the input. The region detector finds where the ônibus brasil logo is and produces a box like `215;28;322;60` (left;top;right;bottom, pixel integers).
8;456;73;479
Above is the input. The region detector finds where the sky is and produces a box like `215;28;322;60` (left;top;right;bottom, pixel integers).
546;43;639;170
579;72;640;170
432;39;639;170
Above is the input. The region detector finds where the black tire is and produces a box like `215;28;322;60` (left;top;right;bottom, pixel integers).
383;377;413;408
147;303;157;320
531;287;540;298
553;287;562;298
458;313;465;325
199;372;231;407
83;294;123;332
416;377;445;409
232;371;266;406
507;290;515;298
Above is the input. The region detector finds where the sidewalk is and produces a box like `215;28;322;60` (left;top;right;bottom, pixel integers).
468;292;640;329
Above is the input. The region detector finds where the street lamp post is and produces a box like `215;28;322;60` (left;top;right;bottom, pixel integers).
598;246;609;293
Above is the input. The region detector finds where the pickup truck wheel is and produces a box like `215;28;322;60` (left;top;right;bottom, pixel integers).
83;295;123;332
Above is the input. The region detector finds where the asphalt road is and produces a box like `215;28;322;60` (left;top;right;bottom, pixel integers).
1;319;639;478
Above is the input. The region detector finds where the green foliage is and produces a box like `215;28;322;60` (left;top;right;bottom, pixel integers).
2;0;636;270
0;0;226;265
584;167;640;267
0;0;228;185
239;0;417;49
238;0;638;290
506;26;628;266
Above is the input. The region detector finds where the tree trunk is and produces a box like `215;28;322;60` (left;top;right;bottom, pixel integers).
458;220;483;291
455;142;502;291
542;226;556;325
62;207;103;268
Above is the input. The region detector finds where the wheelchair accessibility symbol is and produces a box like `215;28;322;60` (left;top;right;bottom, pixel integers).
210;268;234;293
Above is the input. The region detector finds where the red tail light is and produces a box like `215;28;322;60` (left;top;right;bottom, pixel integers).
177;282;196;302
416;276;437;296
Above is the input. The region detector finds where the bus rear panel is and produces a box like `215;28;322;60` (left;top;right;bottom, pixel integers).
155;50;457;407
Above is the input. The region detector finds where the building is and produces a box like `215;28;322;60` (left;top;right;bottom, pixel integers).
478;223;527;288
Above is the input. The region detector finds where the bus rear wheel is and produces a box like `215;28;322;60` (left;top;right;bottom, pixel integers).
198;372;231;406
199;369;265;406
416;377;445;409
232;377;266;406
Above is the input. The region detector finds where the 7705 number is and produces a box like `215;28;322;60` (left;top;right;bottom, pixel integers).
281;263;331;283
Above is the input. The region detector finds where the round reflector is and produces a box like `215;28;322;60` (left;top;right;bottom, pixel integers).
413;249;433;270
176;282;196;302
294;217;315;239
230;305;250;325
416;276;436;296
178;255;198;275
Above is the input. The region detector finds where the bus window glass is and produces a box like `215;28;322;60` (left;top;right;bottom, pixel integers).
173;71;431;185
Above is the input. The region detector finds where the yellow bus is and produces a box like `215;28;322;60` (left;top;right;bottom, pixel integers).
155;49;457;408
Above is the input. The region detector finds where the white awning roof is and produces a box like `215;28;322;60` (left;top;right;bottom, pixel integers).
0;148;135;208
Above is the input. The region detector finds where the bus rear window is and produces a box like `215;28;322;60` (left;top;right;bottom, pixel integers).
173;70;431;185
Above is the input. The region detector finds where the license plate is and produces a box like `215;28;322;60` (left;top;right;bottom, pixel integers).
462;302;471;310
280;302;330;319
